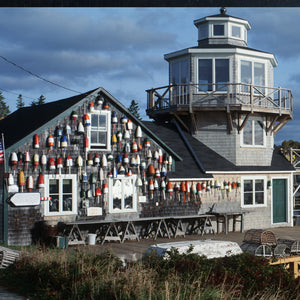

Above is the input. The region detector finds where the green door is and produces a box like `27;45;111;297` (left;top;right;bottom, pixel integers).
272;179;287;223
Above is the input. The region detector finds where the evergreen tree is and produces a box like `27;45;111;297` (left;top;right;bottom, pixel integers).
37;95;46;105
16;94;25;109
0;92;10;119
128;100;141;120
31;95;46;107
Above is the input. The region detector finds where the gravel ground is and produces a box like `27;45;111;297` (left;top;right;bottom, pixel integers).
73;226;300;262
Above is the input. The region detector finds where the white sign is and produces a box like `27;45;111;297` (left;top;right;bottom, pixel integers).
87;207;102;216
9;193;41;207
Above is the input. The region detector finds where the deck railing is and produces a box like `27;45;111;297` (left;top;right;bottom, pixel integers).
146;83;293;116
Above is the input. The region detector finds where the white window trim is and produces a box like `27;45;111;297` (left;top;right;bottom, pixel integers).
240;116;266;148
87;110;111;152
108;175;137;214
231;24;241;39
211;23;226;37
238;57;267;87
196;57;232;92
44;174;78;216
241;175;267;208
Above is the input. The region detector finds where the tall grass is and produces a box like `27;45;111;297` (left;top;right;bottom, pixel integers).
0;247;299;299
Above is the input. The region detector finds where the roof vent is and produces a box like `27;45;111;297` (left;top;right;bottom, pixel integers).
220;7;226;15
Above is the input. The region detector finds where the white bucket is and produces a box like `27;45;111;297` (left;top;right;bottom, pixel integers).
87;233;97;245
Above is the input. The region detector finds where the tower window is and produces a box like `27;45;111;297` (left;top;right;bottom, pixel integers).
213;24;224;36
198;58;229;91
242;116;265;146
232;26;241;38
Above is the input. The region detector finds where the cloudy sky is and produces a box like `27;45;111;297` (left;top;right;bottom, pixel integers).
0;7;300;144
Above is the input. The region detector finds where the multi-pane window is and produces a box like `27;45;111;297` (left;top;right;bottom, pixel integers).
198;58;229;91
89;111;111;150
243;116;264;146
243;178;265;206
109;176;137;213
45;175;77;215
241;60;265;92
171;60;190;85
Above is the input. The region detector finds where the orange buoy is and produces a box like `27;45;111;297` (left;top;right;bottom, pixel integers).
148;164;155;177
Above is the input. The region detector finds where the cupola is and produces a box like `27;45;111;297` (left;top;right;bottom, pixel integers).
193;7;251;47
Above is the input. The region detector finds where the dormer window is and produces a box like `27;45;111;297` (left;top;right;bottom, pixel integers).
213;24;224;36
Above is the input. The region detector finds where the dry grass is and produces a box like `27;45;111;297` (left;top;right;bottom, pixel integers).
0;247;298;300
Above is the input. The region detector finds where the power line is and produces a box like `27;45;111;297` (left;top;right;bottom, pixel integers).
0;87;36;100
0;55;82;94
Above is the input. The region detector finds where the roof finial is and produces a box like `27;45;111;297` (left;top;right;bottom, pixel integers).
220;7;226;15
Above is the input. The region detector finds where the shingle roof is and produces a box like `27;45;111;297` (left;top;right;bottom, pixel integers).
0;90;96;149
143;120;295;176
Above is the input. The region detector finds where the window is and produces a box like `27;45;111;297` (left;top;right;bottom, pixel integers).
88;111;111;151
241;60;265;93
232;26;241;38
109;175;137;213
199;24;208;39
44;174;77;216
198;58;229;91
242;116;265;146
242;178;266;206
213;24;224;36
171;60;190;85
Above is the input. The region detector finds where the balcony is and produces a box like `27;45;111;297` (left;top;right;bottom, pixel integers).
146;83;293;119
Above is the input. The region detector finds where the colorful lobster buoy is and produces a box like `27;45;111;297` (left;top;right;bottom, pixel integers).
10;152;18;174
95;187;102;204
57;157;63;174
117;131;122;149
33;153;39;171
112;134;117;151
135;126;142;147
25;152;30;171
84;114;91;127
127;119;133;132
49;157;56;171
77;155;83;175
38;173;45;188
77;121;84;134
112;111;118;131
89;102;95;113
102;154;107;168
18;170;25;192
87;153;93;166
8;174;14;186
71;111;78;127
27;175;33;192
167;181;173;199
161;180;166;200
33;134;39;149
132;141;138;158
41;154;47;172
94;154;100;165
149;178;154;199
66;155;73;174
48;135;54;152
148;164;155;177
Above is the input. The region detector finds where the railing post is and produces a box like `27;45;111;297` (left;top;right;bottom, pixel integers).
278;87;282;116
189;82;193;113
227;82;230;106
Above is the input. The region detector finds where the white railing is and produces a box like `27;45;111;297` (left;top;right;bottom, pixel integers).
146;83;293;115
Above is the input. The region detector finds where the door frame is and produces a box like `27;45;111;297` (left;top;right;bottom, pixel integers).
271;175;292;226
